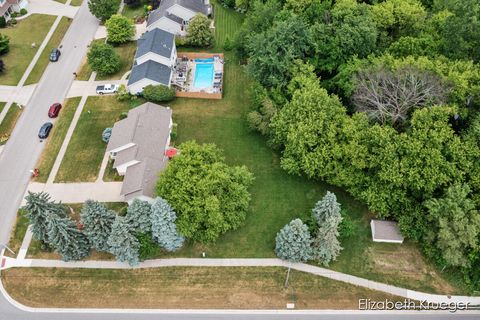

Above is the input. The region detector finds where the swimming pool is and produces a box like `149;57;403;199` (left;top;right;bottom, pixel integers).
195;58;214;63
193;63;214;89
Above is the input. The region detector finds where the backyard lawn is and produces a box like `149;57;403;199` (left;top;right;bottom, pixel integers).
0;15;56;85
55;96;143;182
76;39;137;81
1;267;404;309
0;104;23;145
25;17;72;85
122;4;145;21
33;97;81;182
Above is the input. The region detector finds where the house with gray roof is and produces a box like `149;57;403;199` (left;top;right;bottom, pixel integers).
147;0;213;35
106;102;173;203
127;28;177;94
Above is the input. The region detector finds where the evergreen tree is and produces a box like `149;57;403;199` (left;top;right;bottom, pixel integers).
126;199;152;233
275;219;312;262
46;213;90;261
150;197;184;252
24;192;65;243
311;192;343;266
80;200;116;252
108;216;140;266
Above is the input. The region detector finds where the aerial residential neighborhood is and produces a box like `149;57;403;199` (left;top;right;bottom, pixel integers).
0;0;479;319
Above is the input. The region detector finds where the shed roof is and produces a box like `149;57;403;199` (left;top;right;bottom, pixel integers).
371;220;404;243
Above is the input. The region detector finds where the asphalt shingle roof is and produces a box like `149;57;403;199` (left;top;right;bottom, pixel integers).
147;0;211;27
136;28;175;59
127;60;172;87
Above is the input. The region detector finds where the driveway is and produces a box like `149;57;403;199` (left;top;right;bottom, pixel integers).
18;0;79;19
67;79;127;98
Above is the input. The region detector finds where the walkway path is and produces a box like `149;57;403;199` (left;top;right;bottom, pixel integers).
3;257;480;306
46;72;97;184
0;85;36;105
94;22;147;40
18;0;79;20
25;181;124;204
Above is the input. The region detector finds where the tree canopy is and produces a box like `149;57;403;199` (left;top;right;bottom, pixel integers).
105;14;135;44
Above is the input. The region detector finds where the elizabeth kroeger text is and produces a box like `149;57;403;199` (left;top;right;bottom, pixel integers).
359;299;471;312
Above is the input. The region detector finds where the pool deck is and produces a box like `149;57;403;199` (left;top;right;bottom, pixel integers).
173;52;224;100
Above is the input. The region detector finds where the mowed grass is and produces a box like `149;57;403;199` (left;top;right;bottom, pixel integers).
4;209;28;258
212;0;244;51
70;0;84;6
76;39;137;81
0;15;56;85
1;267;404;309
25;17;72;85
0;103;23;145
55;96;143;182
122;5;145;20
33;97;81;182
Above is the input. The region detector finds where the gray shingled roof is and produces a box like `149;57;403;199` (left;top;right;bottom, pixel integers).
371;220;404;243
106;103;173;200
147;0;211;27
127;60;172;87
136;28;175;59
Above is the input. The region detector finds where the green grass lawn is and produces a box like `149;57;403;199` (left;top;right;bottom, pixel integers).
103;158;124;182
25;17;72;85
70;0;84;6
77;39;137;81
2;267;404;309
55;96;143;182
54;0;67;3
0;103;23;145
0;15;56;85
4;209;28;258
122;5;145;20
33;97;81;182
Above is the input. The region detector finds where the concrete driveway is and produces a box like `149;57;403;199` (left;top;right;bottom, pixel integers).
18;0;79;19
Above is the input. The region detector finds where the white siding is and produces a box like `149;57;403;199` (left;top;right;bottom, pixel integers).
136;52;172;67
116;160;141;175
167;4;196;21
147;16;182;35
109;142;136;155
128;78;170;94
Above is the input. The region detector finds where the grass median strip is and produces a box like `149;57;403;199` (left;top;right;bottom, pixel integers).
55;96;143;182
0;103;23;145
1;267;403;309
25;17;72;85
0;15;56;85
33;97;82;182
4;209;28;258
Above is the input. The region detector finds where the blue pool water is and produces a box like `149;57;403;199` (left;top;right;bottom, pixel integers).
195;58;214;63
193;63;214;88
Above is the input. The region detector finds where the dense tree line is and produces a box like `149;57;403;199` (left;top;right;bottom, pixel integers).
239;0;480;290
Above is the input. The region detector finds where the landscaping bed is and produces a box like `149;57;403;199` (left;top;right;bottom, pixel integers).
1;267;404;309
0;14;56;85
33;97;81;182
25;17;72;85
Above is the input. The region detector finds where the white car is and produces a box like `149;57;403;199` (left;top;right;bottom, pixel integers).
96;84;119;95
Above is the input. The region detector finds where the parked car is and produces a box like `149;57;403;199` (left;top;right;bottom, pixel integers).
48;103;62;118
38;122;53;139
49;48;61;62
96;84;119;95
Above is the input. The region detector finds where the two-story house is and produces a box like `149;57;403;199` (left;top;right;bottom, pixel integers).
0;0;28;21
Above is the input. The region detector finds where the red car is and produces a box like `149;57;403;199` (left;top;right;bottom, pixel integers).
48;103;62;118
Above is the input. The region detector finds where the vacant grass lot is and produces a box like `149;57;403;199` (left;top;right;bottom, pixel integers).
33;97;81;182
0;104;23;145
77;39;137;81
55;96;143;182
1;267;403;309
0;15;56;85
25;17;72;85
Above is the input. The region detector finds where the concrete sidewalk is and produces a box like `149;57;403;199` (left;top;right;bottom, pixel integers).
0;85;37;105
3;257;480;305
25;181;124;204
94;22;147;40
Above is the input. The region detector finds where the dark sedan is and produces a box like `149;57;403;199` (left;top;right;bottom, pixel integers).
48;103;62;118
38;122;53;139
49;48;61;62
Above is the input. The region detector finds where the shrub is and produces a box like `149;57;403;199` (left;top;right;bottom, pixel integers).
0;60;5;73
102;127;112;143
0;17;6;28
142;84;176;102
186;14;214;47
223;36;232;51
338;210;356;239
119;111;128;120
136;232;160;260
0;34;10;56
87;42;121;76
19;8;27;15
10;12;17;18
116;84;130;101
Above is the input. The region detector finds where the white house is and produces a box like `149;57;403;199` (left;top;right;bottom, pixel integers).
127;28;176;94
0;0;28;21
147;0;212;36
106;103;173;203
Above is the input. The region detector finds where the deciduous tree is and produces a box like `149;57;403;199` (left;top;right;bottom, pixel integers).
185;14;214;47
105;14;135;44
87;42;121;76
88;0;120;22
